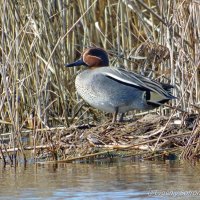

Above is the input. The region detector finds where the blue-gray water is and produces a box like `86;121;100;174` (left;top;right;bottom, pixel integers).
0;160;200;200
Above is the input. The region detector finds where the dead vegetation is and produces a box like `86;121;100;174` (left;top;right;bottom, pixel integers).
36;114;198;162
0;0;200;165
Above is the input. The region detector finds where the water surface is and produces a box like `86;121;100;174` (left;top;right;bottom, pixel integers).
1;160;200;199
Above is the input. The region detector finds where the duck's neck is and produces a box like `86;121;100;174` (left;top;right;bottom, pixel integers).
88;66;108;70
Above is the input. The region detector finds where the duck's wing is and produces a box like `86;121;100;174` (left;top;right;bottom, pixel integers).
101;67;175;99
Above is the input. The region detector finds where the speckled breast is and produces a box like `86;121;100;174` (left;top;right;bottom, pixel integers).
74;68;150;113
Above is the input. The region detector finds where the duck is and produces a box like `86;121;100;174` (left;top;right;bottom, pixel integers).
65;47;176;123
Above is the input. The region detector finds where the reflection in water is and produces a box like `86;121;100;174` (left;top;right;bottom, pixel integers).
0;160;200;199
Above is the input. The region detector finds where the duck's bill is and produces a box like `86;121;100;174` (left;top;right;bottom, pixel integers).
65;59;87;67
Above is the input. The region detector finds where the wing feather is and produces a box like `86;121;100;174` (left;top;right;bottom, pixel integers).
102;67;175;99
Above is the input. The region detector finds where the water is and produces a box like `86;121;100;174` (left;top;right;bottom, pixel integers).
0;160;200;200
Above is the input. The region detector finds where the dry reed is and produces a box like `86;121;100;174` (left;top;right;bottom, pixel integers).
0;0;200;165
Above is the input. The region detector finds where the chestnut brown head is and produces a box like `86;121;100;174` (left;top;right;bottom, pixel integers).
65;47;109;68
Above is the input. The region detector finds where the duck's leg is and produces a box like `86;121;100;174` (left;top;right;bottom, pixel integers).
112;108;119;123
119;113;125;122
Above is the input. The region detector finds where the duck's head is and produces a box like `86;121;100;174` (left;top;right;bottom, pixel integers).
65;47;109;68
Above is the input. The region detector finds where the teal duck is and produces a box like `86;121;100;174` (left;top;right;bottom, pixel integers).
65;47;175;122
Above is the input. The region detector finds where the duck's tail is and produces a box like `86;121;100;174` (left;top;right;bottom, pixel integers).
146;83;176;107
160;83;175;97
